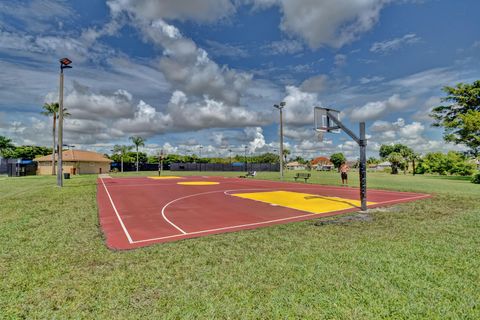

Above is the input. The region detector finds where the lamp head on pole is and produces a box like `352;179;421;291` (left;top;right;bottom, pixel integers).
60;57;72;70
273;101;286;110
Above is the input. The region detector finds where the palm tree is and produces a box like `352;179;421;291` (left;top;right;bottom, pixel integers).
41;102;59;175
283;148;291;163
0;135;15;157
129;136;145;172
388;152;404;175
113;144;133;173
41;102;70;175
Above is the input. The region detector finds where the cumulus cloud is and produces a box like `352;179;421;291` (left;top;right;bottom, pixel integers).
251;0;388;49
107;0;235;23
121;14;252;105
166;91;268;131
367;118;463;155
349;94;413;121
282;86;321;125
245;127;266;152
63;82;136;120
300;75;329;93
370;33;421;54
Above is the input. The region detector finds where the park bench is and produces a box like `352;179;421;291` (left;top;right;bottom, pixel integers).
294;172;311;182
240;171;256;178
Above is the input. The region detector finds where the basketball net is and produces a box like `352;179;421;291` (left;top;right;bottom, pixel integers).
316;131;324;142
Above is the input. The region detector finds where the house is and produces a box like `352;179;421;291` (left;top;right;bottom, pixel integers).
311;156;334;171
35;149;112;175
286;161;306;170
371;161;391;171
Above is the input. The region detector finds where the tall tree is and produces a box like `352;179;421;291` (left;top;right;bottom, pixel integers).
330;153;346;171
41;102;59;175
430;80;480;156
113;144;133;173
0;135;15;157
282;148;290;163
387;152;404;175
41;102;70;175
129;136;146;172
379;143;413;174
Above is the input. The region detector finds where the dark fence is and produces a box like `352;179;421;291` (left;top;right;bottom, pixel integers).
110;162;279;172
111;162;166;172
0;158;7;174
6;159;37;177
170;162;279;172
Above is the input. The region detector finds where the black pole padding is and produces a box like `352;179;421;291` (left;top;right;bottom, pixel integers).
359;122;367;211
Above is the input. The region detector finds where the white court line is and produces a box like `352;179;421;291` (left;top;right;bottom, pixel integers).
368;194;431;205
100;178;134;244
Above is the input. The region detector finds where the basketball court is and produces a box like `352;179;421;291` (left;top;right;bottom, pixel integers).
97;176;430;249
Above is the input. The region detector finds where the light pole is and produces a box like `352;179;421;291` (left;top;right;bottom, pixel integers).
244;145;248;172
158;149;164;176
273;102;286;180
57;57;72;187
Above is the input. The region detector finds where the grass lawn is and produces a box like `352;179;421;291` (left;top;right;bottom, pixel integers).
1;171;479;319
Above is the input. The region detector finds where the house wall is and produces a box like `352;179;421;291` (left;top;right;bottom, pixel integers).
37;161;110;175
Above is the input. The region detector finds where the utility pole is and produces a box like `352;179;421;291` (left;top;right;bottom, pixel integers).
57;58;72;187
273;102;286;180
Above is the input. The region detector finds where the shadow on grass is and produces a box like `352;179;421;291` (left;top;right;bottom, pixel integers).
424;175;472;181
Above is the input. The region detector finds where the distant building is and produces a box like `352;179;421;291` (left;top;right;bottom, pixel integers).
371;161;391;171
35;149;112;175
311;156;334;171
286;161;306;170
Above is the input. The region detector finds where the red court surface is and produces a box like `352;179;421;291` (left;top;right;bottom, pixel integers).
97;176;430;250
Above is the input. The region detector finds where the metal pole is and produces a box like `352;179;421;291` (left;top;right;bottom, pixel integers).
279;107;284;180
359;122;367;211
57;69;64;187
244;146;247;172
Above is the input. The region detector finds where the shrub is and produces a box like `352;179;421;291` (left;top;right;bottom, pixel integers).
472;172;480;184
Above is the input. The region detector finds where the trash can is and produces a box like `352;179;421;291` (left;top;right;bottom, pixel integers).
64;173;70;179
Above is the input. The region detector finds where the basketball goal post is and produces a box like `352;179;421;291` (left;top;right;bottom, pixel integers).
314;107;367;211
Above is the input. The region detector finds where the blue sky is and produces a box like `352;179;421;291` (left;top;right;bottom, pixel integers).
0;0;479;159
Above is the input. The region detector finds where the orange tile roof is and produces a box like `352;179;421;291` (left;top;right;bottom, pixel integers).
34;149;112;163
311;156;332;165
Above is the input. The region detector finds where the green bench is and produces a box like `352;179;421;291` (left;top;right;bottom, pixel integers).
294;172;311;182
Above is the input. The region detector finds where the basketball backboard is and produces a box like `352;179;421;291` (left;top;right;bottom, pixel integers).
314;107;341;133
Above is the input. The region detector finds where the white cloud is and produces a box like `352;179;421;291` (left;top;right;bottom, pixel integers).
107;0;235;23
359;76;384;84
63;83;136;120
370;33;421;54
257;0;389;49
205;40;249;58
349;94;412;121
0;0;74;32
412;96;440;122
262;39;303;55
282;86;321;125
245;127;266;152
129;17;253;105
300;75;329;93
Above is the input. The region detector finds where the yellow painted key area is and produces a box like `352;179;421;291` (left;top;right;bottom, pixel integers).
177;181;220;186
148;176;183;180
231;191;376;214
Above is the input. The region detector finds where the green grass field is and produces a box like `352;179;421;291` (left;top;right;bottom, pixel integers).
1;171;479;319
